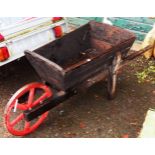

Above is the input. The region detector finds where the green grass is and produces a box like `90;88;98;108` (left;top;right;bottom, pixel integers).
135;60;155;84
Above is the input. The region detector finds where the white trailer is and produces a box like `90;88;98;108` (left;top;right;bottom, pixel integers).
0;17;68;67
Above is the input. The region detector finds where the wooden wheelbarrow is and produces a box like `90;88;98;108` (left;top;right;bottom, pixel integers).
4;21;153;136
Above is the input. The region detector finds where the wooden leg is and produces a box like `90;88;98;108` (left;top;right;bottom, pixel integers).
107;52;122;99
107;69;117;99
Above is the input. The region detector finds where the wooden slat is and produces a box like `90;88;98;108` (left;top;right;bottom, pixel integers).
67;17;103;27
78;70;108;90
81;17;103;22
67;17;90;27
108;17;155;41
128;30;147;41
119;17;155;25
25;51;65;90
108;17;152;33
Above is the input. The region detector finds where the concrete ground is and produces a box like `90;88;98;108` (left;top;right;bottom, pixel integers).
0;43;154;138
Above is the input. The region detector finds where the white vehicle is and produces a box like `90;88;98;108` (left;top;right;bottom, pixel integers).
0;17;68;66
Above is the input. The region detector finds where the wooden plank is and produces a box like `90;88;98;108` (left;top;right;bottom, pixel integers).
76;70;108;93
108;17;152;33
67;17;90;27
25;51;65;90
130;30;147;41
90;21;136;46
67;17;103;27
34;23;91;66
108;17;155;41
63;40;113;72
65;61;110;90
79;17;97;21
64;47;131;90
125;45;153;61
119;17;155;25
81;17;103;22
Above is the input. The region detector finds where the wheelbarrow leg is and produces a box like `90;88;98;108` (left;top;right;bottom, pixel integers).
107;52;122;99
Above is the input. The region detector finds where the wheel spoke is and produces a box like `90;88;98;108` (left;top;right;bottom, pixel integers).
27;88;35;107
32;93;47;107
10;113;24;127
24;121;30;131
17;104;28;111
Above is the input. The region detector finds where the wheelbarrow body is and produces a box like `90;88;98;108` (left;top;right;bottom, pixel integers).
25;21;136;91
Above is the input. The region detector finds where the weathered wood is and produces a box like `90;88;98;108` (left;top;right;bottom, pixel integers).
65;63;110;90
33;23;91;66
25;21;136;91
24;89;76;121
90;21;136;46
25;51;65;90
82;70;108;88
125;45;153;61
107;52;122;99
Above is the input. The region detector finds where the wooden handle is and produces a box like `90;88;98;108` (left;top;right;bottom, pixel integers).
125;45;153;61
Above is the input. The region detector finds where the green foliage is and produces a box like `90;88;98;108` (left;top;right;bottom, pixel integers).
136;60;155;84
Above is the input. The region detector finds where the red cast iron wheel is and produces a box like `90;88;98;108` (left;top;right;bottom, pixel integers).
4;82;52;136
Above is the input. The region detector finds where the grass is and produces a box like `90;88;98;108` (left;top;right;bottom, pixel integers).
135;60;155;84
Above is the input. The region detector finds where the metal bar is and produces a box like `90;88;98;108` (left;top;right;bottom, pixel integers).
24;89;76;122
